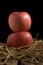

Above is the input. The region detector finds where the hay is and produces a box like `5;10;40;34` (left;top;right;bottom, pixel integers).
0;34;43;65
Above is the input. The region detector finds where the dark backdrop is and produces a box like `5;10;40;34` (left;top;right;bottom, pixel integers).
0;0;43;43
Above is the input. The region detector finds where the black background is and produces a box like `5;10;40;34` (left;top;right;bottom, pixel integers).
0;0;43;43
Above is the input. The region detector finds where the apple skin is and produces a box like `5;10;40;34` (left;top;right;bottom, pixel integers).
8;12;32;32
7;32;33;48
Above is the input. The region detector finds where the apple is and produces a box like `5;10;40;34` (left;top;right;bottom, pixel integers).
8;12;32;32
7;32;33;48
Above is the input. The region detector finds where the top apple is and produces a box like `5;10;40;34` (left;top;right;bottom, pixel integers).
8;12;32;32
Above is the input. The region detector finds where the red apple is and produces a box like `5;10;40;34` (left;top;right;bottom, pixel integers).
7;32;33;48
8;12;32;32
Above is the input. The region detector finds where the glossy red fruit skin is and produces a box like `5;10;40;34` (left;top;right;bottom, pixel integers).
7;32;33;47
8;12;32;32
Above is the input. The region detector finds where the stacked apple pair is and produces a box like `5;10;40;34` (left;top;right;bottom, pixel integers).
7;12;33;49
